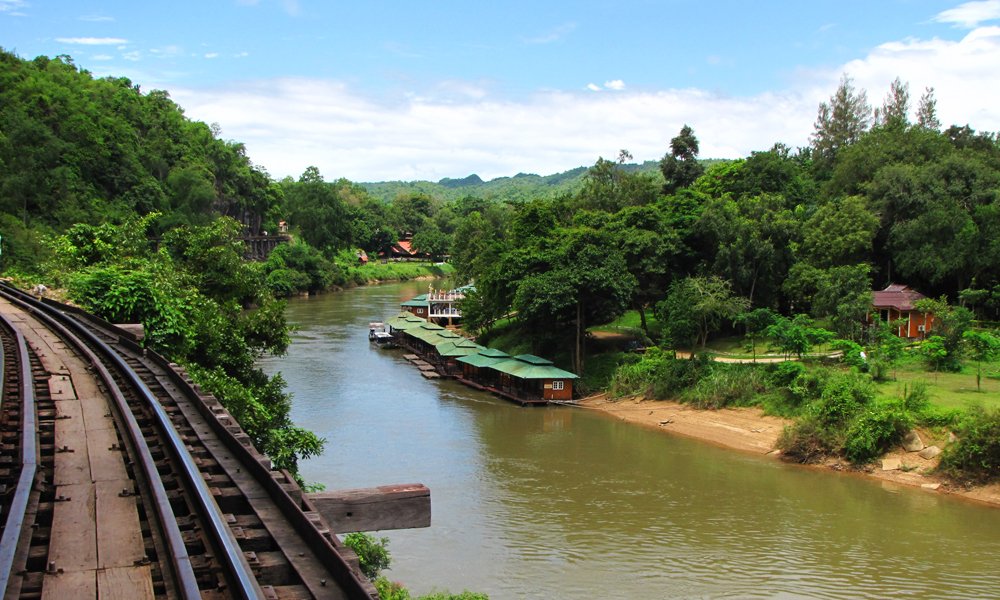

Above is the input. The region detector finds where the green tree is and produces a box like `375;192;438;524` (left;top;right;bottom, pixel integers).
660;125;704;194
811;74;871;175
737;308;778;362
767;314;834;358
914;297;973;371
963;330;1000;391
658;276;750;349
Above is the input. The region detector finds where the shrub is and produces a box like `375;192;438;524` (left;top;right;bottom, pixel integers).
764;361;806;387
843;399;912;463
343;533;391;581
811;372;874;426
938;406;1000;483
777;416;840;463
682;364;768;409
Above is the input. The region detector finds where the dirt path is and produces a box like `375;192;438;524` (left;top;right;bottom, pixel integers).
576;393;1000;508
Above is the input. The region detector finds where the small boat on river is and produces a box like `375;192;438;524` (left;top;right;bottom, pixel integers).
368;322;396;347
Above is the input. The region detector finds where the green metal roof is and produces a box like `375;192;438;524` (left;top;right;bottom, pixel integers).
487;357;578;380
457;353;510;368
512;354;553;366
386;312;426;330
478;347;509;358
435;340;485;357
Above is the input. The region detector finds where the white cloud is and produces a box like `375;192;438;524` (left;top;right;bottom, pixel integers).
934;0;1000;28
0;0;26;13
524;22;577;45
205;52;219;59
79;15;114;22
122;51;140;61
235;51;250;58
56;37;128;45
604;79;626;91
167;22;1000;182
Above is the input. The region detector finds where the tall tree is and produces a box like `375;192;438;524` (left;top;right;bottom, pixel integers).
916;87;941;131
873;77;910;130
660;125;705;194
811;75;871;175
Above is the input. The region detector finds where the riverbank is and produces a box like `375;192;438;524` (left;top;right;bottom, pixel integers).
577;393;1000;508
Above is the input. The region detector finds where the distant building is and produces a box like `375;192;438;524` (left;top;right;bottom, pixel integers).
871;283;934;338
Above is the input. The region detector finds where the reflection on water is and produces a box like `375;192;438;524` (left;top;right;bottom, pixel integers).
259;282;1000;599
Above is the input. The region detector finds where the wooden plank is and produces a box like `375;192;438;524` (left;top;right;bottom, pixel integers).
53;404;91;486
48;374;76;401
48;482;97;572
309;484;431;533
78;393;115;431
87;427;129;483
42;569;96;600
96;479;146;569
97;564;154;600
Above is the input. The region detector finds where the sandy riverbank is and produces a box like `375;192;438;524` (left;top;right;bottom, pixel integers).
576;393;1000;508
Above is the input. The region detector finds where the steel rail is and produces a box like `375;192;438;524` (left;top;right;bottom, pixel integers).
0;315;38;597
0;288;201;597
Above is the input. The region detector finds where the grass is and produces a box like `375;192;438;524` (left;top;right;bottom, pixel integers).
339;259;455;284
876;353;1000;412
589;310;662;341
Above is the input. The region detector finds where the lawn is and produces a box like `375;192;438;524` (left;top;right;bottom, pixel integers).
876;353;1000;412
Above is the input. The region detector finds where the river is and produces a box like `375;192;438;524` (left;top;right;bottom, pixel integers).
258;281;1000;599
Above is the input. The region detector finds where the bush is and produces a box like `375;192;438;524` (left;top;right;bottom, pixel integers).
607;348;708;399
343;533;391;581
843;399;912;463
810;372;874;426
764;361;806;387
938;406;1000;483
777;416;840;463
681;364;768;409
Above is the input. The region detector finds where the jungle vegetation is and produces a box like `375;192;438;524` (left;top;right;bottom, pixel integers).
2;48;998;480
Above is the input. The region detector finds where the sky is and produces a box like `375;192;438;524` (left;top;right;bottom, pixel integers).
4;0;1000;182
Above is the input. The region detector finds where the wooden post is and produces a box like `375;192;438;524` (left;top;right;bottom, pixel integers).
308;484;430;533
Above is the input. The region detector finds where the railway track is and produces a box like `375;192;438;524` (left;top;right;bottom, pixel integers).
0;285;375;599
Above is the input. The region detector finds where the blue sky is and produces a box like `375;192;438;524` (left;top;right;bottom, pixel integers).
4;0;1000;181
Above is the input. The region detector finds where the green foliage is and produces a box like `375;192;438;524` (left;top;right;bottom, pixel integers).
938;405;1000;482
777;415;841;463
342;533;391;581
608;348;707;399
766;314;834;358
830;338;865;369
963;329;1000;391
811;372;875;426
843;399;912;463
681;364;768;409
657;276;749;348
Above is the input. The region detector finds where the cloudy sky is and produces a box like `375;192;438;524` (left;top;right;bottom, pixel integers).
4;0;1000;182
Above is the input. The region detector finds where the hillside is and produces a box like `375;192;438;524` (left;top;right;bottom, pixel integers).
360;162;663;203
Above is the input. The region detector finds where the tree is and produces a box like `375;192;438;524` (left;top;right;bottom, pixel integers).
660;125;705;194
657;276;749;349
914;297;973;371
873;77;909;131
737;308;778;362
811;74;871;175
767;314;835;359
916;87;941;131
512;227;635;373
963;330;1000;391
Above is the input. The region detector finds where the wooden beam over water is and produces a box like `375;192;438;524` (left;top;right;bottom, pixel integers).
308;483;430;533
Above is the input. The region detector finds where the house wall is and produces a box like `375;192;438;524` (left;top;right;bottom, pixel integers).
404;306;427;317
871;306;934;338
542;379;573;401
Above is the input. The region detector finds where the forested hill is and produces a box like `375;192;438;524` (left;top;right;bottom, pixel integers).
360;162;661;203
0;49;278;267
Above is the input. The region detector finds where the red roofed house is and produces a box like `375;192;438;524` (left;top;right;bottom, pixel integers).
871;283;934;339
385;237;429;260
